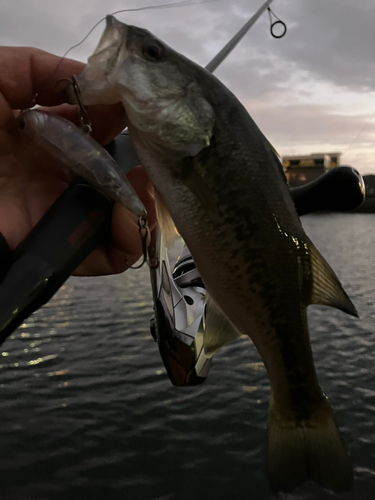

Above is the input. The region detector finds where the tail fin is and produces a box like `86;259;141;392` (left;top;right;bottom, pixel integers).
267;394;353;494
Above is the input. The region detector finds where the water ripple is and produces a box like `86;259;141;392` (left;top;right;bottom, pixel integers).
1;215;375;498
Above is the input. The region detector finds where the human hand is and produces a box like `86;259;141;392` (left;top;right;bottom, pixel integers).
0;47;156;276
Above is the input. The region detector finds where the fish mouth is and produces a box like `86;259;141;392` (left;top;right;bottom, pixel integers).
66;15;128;106
91;15;128;66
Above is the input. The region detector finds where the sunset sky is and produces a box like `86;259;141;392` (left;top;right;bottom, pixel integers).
2;0;374;174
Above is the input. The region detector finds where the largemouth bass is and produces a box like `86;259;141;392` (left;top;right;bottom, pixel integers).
71;16;357;493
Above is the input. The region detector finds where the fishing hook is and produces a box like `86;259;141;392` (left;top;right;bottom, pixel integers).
22;77;92;136
18;92;38;126
267;7;287;39
28;93;38;109
57;77;93;134
130;216;153;270
71;76;92;134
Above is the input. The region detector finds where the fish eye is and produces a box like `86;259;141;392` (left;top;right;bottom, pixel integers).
143;40;165;61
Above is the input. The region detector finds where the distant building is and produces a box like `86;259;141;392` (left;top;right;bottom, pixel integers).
282;152;342;187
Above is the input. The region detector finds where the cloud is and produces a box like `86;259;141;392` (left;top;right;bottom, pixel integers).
0;0;374;173
269;0;375;92
247;101;375;145
244;100;375;174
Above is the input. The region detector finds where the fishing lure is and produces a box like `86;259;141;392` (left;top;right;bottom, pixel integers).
19;109;146;219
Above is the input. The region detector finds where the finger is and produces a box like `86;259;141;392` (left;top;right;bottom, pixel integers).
73;167;157;276
116;167;158;248
38;102;128;145
0;92;15;147
73;208;143;276
0;47;84;109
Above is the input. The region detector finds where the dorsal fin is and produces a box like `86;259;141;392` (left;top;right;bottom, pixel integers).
307;239;358;317
267;139;288;184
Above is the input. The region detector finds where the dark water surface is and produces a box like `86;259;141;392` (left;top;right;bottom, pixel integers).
1;213;375;500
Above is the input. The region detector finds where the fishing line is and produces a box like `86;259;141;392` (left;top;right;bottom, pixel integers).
267;7;287;39
342;108;375;156
27;0;220;109
65;0;220;59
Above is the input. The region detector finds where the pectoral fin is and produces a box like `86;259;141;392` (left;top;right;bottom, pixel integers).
308;239;358;317
155;190;179;248
204;295;242;358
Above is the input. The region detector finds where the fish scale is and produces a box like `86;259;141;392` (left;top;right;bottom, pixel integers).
72;15;357;494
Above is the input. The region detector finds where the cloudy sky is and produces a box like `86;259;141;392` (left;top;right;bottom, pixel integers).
1;0;375;174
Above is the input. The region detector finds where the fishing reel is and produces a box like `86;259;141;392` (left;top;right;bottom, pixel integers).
148;230;210;386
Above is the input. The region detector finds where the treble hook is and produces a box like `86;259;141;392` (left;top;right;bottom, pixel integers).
18;92;39;124
130;216;150;270
56;77;93;134
71;76;93;134
267;7;287;39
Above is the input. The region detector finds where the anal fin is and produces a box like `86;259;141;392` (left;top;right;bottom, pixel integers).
308;239;358;317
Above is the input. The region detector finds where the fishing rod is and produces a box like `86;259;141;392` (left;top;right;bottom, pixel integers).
207;0;275;72
0;2;363;344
